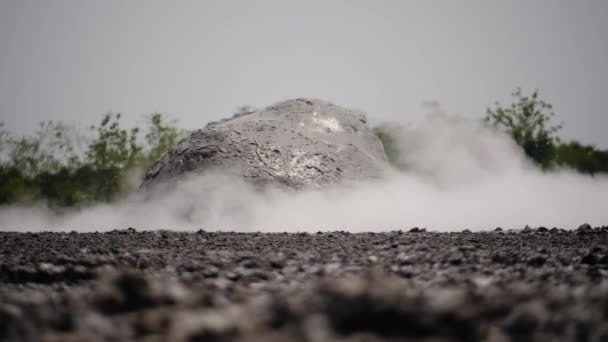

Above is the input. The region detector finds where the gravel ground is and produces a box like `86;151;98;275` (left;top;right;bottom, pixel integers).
1;226;608;342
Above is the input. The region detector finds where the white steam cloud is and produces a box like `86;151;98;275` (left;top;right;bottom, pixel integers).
1;113;607;232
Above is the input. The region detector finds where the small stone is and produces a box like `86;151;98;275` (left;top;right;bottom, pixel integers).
225;272;240;281
93;271;180;314
527;255;546;267
448;257;463;266
323;263;341;274
203;266;219;278
397;266;414;278
0;304;29;341
268;253;286;269
492;252;507;264
581;253;598;265
396;253;415;265
240;259;259;269
504;303;545;336
577;223;592;234
171;310;239;341
250;270;270;281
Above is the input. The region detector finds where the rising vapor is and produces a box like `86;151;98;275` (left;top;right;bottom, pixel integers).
1;113;607;232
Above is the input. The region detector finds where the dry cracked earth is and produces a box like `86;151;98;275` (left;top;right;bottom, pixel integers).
1;225;608;342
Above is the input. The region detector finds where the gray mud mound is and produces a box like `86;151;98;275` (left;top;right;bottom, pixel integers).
140;98;389;190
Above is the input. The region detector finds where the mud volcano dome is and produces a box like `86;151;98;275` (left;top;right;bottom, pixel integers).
140;98;390;190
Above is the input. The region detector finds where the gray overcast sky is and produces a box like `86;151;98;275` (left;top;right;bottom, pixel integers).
1;0;607;147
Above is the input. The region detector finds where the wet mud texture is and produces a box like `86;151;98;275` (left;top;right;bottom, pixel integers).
140;98;388;191
1;226;608;341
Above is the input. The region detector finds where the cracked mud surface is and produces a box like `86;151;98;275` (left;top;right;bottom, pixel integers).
140;99;388;190
1;226;608;341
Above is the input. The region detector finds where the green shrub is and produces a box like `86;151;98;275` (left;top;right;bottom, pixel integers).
554;141;608;175
485;88;562;168
143;113;187;167
86;113;143;171
0;113;186;207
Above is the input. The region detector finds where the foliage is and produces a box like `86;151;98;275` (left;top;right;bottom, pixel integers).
143;113;187;167
0;122;8;156
86;113;142;171
554;141;608;175
2;92;608;208
484;88;608;174
0;166;32;204
3;121;82;177
374;125;405;170
485;88;562;167
374;88;608;176
0;113;185;207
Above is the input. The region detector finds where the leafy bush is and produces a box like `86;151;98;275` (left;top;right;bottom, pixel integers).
86;113;142;171
0;113;186;207
143;113;184;166
374;88;608;176
3;121;82;177
554;141;608;175
485;88;562;168
484;88;608;174
3;93;608;208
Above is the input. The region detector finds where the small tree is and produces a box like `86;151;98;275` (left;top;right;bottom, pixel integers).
4;121;82;177
143;113;186;166
0;112;187;206
86;113;143;171
485;88;562;167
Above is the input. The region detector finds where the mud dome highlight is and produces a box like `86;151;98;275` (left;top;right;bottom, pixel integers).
1;113;607;232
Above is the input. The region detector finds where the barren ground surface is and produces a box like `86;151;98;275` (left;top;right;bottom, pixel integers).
1;227;608;341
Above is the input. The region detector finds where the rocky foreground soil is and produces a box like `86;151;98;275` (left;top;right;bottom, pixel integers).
1;226;608;342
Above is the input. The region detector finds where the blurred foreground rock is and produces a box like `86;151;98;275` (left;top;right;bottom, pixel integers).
140;98;389;190
2;228;608;341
